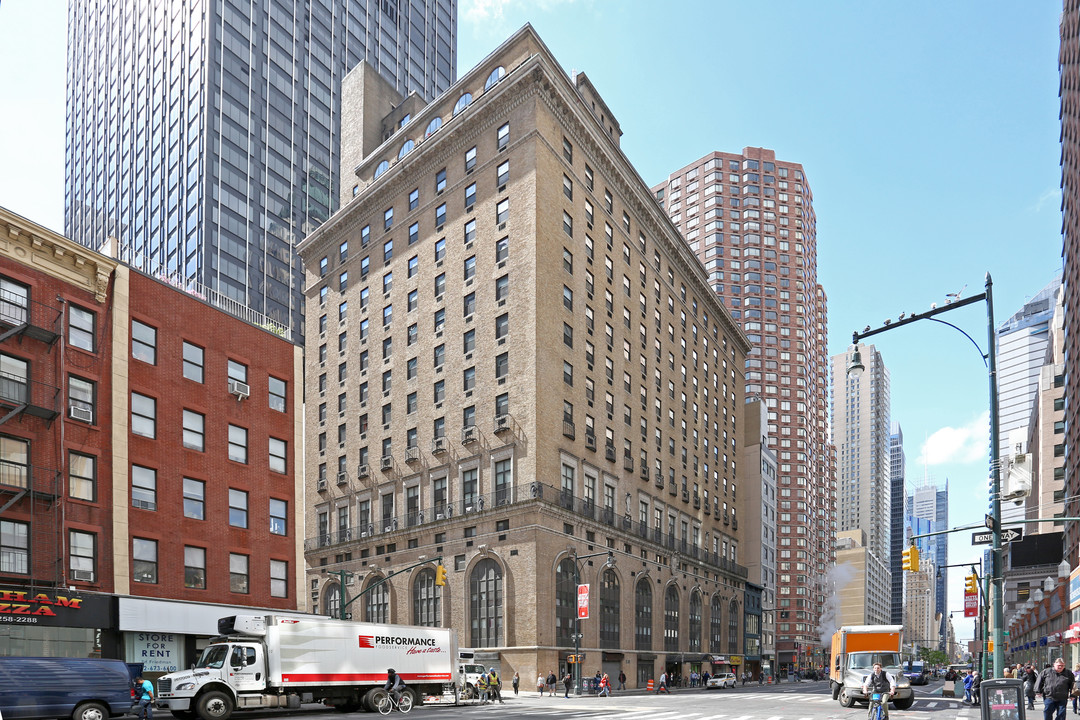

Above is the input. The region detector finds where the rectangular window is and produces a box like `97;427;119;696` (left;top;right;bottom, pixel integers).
269;437;287;473
563;174;573;200
496;236;509;263
497;122;509;150
70;530;96;582
384;207;394;230
463;292;476;317
408;255;419;278
270;498;287;535
497;161;509;188
464;219;477;244
131;392;156;438
183;342;204;382
183;409;205;450
384;239;393;263
228;360;248;384
339;271;348;291
229;425;248;463
495;274;509;302
436;203;447;226
463;329;476;354
563;211;573;237
270;559;288;598
229;488;249;528
465;183;477;207
69;451;95;501
230;553;250;593
435;238;446;262
495;313;509;340
132;320;157;364
269;377;287;412
463;367;476;392
132;538;157;583
69;375;95;423
496;352;509;379
436;168;447;193
464;255;476;281
409;222;419;245
184;546;206;589
183;478;205;520
131;465;157;510
496;199;509;224
465;146;477;172
69;306;95;351
0;519;28;574
409;188;419;210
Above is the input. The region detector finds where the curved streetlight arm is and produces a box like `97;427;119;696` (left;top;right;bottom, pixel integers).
925;317;989;367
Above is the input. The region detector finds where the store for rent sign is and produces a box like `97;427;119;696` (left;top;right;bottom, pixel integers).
130;633;179;673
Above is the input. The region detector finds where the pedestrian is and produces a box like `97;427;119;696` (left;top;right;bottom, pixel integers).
537;672;545;696
618;670;626;691
971;671;981;705
962;670;974;704
512;671;520;696
758;671;764;685
701;670;710;687
547;671;557;697
742;671;747;686
563;671;573;698
597;673;611;697
476;669;489;704
1035;656;1076;720
657;671;670;694
1026;664;1038;710
488;667;504;704
594;669;602;692
134;675;155;720
1072;664;1080;715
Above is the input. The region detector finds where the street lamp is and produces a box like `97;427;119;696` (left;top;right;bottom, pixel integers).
849;273;1004;677
569;549;616;695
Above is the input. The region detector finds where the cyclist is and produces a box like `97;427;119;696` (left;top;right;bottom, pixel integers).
861;662;897;719
384;668;406;705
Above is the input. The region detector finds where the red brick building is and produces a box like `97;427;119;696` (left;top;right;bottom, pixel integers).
0;207;304;658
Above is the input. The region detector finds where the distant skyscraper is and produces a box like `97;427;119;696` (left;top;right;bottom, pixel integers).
653;148;834;672
996;275;1062;522
64;0;457;336
889;423;906;626
1060;0;1080;568
907;479;948;630
830;343;891;627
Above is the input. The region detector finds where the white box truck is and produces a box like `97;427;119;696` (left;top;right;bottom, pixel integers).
156;615;458;719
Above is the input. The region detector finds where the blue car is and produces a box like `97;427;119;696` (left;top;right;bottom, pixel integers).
0;657;135;720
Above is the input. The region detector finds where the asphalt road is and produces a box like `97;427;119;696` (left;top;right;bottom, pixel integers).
241;679;984;720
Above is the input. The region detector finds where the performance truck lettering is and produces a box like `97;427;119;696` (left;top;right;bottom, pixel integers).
358;635;442;650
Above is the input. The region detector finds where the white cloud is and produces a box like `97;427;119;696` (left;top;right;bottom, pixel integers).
462;0;514;24
917;411;990;466
1033;187;1061;213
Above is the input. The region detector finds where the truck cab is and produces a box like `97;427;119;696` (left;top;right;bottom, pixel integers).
836;651;913;709
157;640;275;719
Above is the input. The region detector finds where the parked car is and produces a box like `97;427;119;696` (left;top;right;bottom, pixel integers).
0;656;135;720
706;672;737;689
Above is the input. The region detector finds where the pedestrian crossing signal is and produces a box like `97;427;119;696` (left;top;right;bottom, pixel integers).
901;545;920;572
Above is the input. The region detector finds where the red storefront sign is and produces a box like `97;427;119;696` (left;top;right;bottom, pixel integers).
577;584;590;619
964;590;978;618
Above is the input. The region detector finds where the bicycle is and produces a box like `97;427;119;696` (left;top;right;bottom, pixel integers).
375;689;413;715
866;691;891;720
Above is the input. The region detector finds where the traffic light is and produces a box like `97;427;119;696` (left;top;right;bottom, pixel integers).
965;573;978;595
435;564;447;586
901;545;920;572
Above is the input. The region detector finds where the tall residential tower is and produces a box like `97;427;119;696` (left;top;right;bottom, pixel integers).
65;0;457;337
652;148;834;672
889;423;906;625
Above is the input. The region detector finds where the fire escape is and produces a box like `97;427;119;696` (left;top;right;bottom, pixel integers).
0;287;63;587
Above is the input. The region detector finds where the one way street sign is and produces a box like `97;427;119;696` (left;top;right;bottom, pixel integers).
971;527;1024;545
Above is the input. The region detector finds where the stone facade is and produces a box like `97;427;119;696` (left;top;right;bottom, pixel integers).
298;25;753;689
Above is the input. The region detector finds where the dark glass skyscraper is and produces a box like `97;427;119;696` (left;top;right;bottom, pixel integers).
889;424;905;626
64;0;456;337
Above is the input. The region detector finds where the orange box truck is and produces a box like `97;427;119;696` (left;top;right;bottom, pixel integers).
829;625;913;710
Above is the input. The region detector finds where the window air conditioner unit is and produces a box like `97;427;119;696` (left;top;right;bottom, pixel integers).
228;379;250;399
70;570;94;582
380;455;393;471
461;425;478;444
384;518;398;533
432;437;448;454
336;471;348;485
317;478;328;491
405;446;420;463
357;463;370;479
493;414;511;434
69;405;93;423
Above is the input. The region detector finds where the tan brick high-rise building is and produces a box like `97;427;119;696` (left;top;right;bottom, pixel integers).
297;25;753;689
652;150;834;673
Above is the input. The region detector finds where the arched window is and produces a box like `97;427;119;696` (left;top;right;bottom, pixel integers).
555;558;576;647
484;66;505;90
365;578;388;623
710;595;724;653
470;558;502;647
425;116;442;138
634;579;652;650
373;160;389;180
688;590;702;653
728;599;739;653
453;93;472;116
664;585;679;652
413;568;440;626
323;583;341;618
598;568;620;648
398;139;415;160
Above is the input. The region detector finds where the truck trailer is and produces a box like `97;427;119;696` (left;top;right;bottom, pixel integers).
828;625;913;710
156;615;458;719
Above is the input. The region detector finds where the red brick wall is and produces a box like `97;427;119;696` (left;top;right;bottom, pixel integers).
125;271;299;608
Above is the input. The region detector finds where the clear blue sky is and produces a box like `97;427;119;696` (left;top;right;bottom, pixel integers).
0;0;1066;644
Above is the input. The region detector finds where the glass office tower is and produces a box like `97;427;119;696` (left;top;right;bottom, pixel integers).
65;0;456;337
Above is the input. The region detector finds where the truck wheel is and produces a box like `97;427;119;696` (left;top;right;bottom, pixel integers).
362;688;383;713
196;691;235;720
831;682;841;700
73;701;109;720
838;688;855;708
462;683;476;700
892;696;914;710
